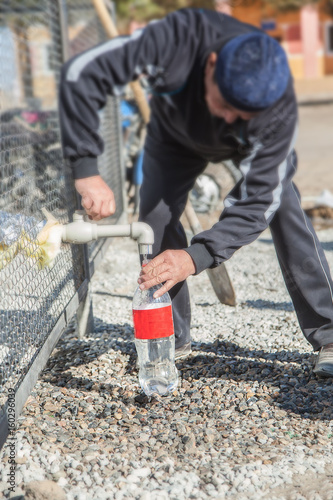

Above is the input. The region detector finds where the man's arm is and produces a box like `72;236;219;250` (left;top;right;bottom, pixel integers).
139;86;298;292
58;9;202;219
186;87;298;271
75;176;115;221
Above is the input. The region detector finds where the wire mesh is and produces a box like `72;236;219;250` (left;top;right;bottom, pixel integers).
0;0;124;420
66;1;124;261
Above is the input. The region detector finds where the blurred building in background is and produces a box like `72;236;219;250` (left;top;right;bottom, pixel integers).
2;0;332;111
0;5;106;110
215;0;333;79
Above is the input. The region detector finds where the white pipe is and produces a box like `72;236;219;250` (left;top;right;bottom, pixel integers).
61;211;154;255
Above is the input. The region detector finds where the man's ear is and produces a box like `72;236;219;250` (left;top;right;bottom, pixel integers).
205;52;218;75
209;52;218;65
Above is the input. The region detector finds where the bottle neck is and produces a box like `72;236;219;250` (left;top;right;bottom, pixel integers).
140;259;162;293
141;258;150;268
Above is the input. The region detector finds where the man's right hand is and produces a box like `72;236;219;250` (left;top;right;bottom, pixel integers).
75;175;116;221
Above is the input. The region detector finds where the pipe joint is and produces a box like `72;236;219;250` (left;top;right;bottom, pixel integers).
130;222;154;246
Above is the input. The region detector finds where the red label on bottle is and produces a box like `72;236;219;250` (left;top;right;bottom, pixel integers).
133;305;174;339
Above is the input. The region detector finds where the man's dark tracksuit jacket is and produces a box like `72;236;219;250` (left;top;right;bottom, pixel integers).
59;8;333;351
59;8;297;271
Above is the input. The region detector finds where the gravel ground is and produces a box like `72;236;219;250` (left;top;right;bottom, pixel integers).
1;227;333;500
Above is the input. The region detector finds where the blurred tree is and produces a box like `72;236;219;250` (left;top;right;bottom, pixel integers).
114;0;163;21
114;0;215;22
263;0;319;10
186;0;215;7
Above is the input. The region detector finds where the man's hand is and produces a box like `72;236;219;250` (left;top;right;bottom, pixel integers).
75;175;116;221
138;250;196;298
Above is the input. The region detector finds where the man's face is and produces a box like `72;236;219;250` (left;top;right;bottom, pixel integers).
204;52;258;124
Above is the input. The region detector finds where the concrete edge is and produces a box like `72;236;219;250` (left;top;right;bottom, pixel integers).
297;95;333;106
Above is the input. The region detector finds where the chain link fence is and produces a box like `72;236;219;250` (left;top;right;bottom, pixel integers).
66;1;124;262
0;0;125;449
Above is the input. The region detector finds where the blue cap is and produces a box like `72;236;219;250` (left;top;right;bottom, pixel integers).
215;32;290;112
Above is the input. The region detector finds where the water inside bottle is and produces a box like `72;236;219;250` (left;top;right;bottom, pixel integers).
135;336;178;396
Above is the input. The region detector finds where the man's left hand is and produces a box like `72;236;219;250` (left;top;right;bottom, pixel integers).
138;250;196;298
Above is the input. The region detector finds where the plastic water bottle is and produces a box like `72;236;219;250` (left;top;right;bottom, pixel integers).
132;274;178;397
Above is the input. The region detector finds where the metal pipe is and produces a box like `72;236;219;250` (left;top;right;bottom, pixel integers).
61;211;154;255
